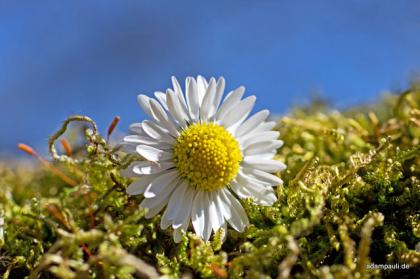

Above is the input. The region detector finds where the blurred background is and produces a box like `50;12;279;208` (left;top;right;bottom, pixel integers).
1;0;420;156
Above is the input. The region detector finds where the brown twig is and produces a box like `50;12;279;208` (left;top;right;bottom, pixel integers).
18;143;78;187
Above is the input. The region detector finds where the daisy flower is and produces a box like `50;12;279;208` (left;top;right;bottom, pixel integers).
122;76;286;242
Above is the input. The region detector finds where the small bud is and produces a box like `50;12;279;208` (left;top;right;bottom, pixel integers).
18;143;37;157
45;203;72;231
368;111;379;126
107;116;120;140
60;138;73;156
209;263;227;279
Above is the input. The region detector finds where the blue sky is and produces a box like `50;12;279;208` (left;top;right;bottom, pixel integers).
1;1;419;154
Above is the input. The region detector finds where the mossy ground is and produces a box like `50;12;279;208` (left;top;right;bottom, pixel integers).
0;88;419;278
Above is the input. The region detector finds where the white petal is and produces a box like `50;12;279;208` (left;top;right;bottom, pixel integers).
253;121;276;133
231;177;277;206
200;78;216;121
233;173;265;194
230;179;254;199
196;75;208;104
171;76;189;119
186;77;200;121
160;209;172;230
166;180;188;220
236;170;273;193
141;120;175;144
136;145;172;162
149;99;179;137
211;77;226;118
174;213;191;242
180;205;191;233
235;110;270;137
132;161;174;175
137;94;154;119
191;191;205;238
174;210;193;241
173;228;183;243
239;131;280;148
144;170;178;198
221;96;256;129
244;168;284;185
172;182;195;228
214;189;231;220
142;198;169;219
124;134;154;145
126;175;157;195
215;86;245;121
244;140;283;157
141;180;179;218
243;158;286;173
122;160;172;178
141;121;162;140
221;189;249;232
237;169;271;188
121;162;137;177
123;161;156;176
154;91;168;110
202;192;213;242
166;89;188;128
128;123;145;135
247;191;277;206
209;191;224;233
220;222;228;242
171;76;183;98
121;143;138;154
124;134;172;149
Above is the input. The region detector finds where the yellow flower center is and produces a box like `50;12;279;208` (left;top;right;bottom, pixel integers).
173;123;242;191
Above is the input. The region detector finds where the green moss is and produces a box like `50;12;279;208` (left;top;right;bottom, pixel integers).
0;88;419;278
